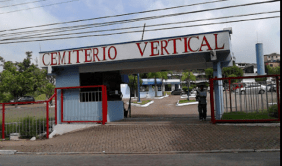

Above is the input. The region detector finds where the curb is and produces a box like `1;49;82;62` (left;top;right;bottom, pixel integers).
127;101;154;107
0;150;17;155
176;100;198;106
7;149;280;155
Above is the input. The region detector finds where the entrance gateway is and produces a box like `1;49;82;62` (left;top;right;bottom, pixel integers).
39;28;233;123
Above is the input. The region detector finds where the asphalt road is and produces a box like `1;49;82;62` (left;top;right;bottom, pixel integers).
0;152;280;166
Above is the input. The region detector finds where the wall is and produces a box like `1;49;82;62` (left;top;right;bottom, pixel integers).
56;66;80;124
56;66;124;123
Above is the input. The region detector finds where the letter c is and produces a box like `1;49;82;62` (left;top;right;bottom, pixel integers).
42;53;50;66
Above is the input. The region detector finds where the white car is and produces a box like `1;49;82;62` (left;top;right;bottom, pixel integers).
237;84;266;95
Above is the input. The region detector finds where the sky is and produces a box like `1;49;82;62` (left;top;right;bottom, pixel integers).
0;0;280;69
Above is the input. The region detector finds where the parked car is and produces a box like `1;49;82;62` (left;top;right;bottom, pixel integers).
266;84;277;92
171;89;184;95
10;96;35;104
231;83;245;91
237;84;266;95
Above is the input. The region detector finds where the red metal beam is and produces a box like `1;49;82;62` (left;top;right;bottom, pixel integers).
102;85;108;125
2;104;5;140
61;89;63;123
55;89;57;125
46;102;49;139
276;76;280;121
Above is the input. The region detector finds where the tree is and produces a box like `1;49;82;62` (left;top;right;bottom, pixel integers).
205;68;213;79
128;75;142;98
266;65;280;75
147;72;162;97
181;71;196;100
0;52;46;107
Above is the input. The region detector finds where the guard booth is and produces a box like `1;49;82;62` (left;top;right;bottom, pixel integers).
39;28;233;124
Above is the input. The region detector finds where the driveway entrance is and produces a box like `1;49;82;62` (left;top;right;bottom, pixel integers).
119;95;212;124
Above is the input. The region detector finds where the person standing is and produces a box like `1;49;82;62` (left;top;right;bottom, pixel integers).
196;84;207;121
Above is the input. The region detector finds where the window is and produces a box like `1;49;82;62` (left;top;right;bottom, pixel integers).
270;64;273;67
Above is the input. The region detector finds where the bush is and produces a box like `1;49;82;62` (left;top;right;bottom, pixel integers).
268;104;278;118
19;117;46;139
182;86;188;92
1;117;47;139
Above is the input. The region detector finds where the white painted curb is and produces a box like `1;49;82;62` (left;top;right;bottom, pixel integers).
127;100;154;107
180;94;196;99
176;100;198;106
0;150;17;155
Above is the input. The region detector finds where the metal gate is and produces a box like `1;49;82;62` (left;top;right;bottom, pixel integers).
209;75;280;123
55;85;108;124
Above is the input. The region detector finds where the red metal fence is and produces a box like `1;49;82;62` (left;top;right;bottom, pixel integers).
55;85;108;124
209;75;280;123
1;94;56;140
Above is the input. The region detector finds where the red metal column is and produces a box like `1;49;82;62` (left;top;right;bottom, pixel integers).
55;89;57;125
102;85;108;125
61;90;64;123
228;79;232;112
2;104;5;139
276;76;280;121
209;78;215;124
46;102;49;139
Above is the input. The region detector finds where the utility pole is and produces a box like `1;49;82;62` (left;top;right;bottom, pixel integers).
137;23;146;103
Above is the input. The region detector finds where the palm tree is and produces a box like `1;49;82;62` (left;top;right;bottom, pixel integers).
181;71;196;101
147;72;162;97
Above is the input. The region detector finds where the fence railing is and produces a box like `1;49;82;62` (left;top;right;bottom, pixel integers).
1;94;56;140
80;91;102;102
209;75;280;123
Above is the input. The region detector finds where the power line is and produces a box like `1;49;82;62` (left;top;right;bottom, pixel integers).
0;0;13;2
2;10;279;40
0;0;79;14
0;15;279;44
0;0;47;8
0;0;278;36
0;0;228;32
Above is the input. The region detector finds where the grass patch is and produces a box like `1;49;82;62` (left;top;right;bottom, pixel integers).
133;100;152;105
165;91;171;95
178;99;196;104
35;94;46;101
222;111;277;120
222;104;279;120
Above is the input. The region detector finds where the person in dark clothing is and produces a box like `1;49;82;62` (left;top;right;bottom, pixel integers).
196;84;207;121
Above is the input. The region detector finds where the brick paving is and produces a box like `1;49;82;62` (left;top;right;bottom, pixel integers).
0;95;280;153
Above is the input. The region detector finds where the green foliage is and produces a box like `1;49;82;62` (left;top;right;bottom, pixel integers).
179;99;196;104
0;92;13;103
268;104;278;118
221;111;276;120
0;52;47;106
182;86;188;92
181;71;196;81
19;116;46;138
255;77;267;82
205;68;214;79
133;100;151;105
39;83;55;99
266;65;280;75
35;94;47;101
222;65;244;78
128;75;143;89
1;116;51;139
